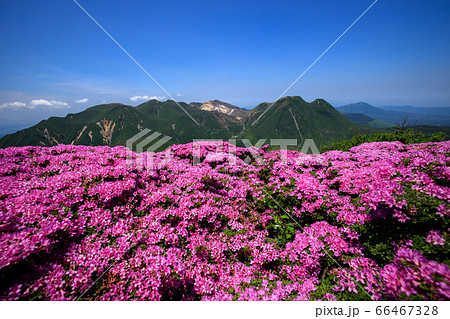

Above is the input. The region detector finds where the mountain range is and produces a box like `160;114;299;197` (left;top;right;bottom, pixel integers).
1;97;448;151
337;102;450;127
0;97;380;150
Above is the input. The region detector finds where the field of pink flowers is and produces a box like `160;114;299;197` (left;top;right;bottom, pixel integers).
0;141;449;300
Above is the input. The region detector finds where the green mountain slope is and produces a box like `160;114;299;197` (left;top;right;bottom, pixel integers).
241;96;375;148
0;100;244;149
340;112;395;128
136;100;243;142
0;103;145;147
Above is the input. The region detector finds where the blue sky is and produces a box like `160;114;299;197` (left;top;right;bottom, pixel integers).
0;0;449;133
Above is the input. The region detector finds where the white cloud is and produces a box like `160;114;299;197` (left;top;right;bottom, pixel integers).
176;93;184;97
30;99;69;108
0;102;27;110
130;95;165;102
76;98;89;103
150;96;165;101
30;99;52;106
130;96;146;102
0;99;70;110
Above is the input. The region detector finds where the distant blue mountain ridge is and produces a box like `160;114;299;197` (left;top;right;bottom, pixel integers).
337;102;450;127
379;105;450;117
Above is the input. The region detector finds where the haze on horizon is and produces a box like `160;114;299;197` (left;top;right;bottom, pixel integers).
0;0;449;134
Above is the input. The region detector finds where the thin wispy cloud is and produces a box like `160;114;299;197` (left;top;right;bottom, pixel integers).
30;99;69;108
0;99;72;111
130;95;165;102
0;102;28;110
76;98;89;103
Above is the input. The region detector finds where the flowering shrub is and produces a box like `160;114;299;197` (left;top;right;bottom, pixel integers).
0;141;449;300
